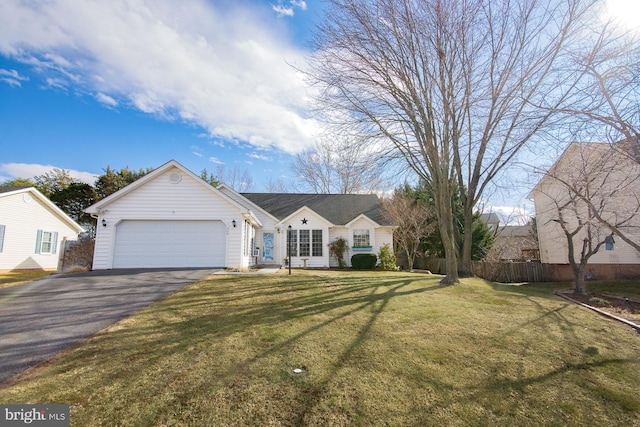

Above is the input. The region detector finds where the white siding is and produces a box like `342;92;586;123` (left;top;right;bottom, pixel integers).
0;192;80;270
282;209;331;268
93;167;244;269
327;222;394;268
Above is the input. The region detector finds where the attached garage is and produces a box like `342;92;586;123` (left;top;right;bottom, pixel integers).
112;220;226;268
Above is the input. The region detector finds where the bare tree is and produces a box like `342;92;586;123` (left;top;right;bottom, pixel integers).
291;139;335;193
551;23;640;150
216;165;254;192
265;177;291;193
291;136;391;194
382;190;436;271
534;143;640;294
307;0;594;283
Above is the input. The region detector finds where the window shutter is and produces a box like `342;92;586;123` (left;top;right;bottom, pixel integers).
52;232;59;254
0;225;5;253
35;229;43;254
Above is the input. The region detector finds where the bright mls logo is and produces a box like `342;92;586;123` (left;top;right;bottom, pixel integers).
1;404;69;426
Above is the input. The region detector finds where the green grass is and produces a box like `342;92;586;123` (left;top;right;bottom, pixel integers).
0;270;54;289
1;271;639;426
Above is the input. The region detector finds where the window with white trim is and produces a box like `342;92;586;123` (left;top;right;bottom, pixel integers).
605;235;615;251
312;230;323;256
299;230;310;257
288;229;323;257
287;228;298;257
0;225;5;253
35;230;58;254
353;229;370;248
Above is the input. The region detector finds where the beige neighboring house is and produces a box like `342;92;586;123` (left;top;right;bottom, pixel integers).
85;160;395;270
528;142;640;278
486;224;539;262
0;186;84;271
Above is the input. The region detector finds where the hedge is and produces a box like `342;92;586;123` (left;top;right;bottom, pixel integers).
351;253;377;270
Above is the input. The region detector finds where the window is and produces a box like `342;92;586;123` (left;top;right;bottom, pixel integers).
605;235;615;251
299;230;310;257
0;225;5;253
243;221;256;256
353;229;370;248
35;230;58;254
288;228;298;257
312;230;323;256
288;229;323;257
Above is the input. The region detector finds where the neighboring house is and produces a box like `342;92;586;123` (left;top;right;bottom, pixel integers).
0;186;84;271
528;142;640;275
85;160;395;270
486;224;539;262
479;212;500;232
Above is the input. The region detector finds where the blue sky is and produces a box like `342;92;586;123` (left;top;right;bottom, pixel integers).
0;0;636;224
0;0;322;187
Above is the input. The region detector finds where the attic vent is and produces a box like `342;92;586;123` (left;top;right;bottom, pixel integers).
169;172;182;184
23;193;32;202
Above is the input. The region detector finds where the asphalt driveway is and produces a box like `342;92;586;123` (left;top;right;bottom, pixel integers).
0;268;216;384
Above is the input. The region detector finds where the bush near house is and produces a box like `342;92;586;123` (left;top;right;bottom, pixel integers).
378;243;397;271
351;253;377;269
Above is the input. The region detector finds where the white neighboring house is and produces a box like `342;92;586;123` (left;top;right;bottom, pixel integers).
529;142;640;266
0;186;84;271
85;160;395;270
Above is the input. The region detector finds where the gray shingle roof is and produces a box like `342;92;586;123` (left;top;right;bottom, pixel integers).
0;186;31;194
241;193;393;226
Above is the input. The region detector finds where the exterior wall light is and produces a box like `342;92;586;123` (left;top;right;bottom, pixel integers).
232;219;237;228
102;219;107;227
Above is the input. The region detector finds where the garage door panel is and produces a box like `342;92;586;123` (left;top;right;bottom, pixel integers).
113;220;226;268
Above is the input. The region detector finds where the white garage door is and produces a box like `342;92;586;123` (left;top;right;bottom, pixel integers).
113;220;226;268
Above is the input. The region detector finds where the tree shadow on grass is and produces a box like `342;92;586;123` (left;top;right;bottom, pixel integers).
1;273;446;420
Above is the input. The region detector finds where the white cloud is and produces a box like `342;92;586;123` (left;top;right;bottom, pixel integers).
291;1;308;11
95;92;118;107
272;0;307;17
208;157;225;165
0;163;98;185
248;152;271;161
0;68;28;87
272;5;294;17
0;0;319;153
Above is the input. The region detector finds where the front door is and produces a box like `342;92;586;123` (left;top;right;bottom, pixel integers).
262;232;275;262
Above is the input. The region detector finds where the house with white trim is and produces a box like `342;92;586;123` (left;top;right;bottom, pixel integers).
85;160;395;270
0;186;84;271
528;141;640;279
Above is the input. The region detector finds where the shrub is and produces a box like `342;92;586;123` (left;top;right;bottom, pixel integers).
351;253;377;270
328;237;349;269
378;243;397;271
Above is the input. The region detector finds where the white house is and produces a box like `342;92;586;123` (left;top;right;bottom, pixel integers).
0;186;84;271
85;160;395;270
529;142;640;268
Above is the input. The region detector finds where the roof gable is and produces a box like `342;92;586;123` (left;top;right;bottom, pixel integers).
85;160;250;214
0;186;84;233
241;193;392;226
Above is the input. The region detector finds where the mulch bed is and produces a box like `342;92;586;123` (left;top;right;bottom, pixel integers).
558;290;640;326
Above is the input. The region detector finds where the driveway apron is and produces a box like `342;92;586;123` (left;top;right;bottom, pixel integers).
0;268;215;384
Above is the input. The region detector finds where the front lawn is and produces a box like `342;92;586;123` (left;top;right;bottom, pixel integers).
0;270;54;289
1;271;639;426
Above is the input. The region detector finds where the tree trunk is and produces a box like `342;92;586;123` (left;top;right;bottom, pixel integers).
459;209;474;277
573;263;588;295
436;191;459;285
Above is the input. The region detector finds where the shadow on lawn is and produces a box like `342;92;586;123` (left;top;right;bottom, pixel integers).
12;272;639;424
26;273;444;389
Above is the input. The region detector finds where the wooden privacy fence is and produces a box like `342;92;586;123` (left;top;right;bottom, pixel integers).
422;257;547;283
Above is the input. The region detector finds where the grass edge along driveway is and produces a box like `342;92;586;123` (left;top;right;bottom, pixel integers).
1;271;639;426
